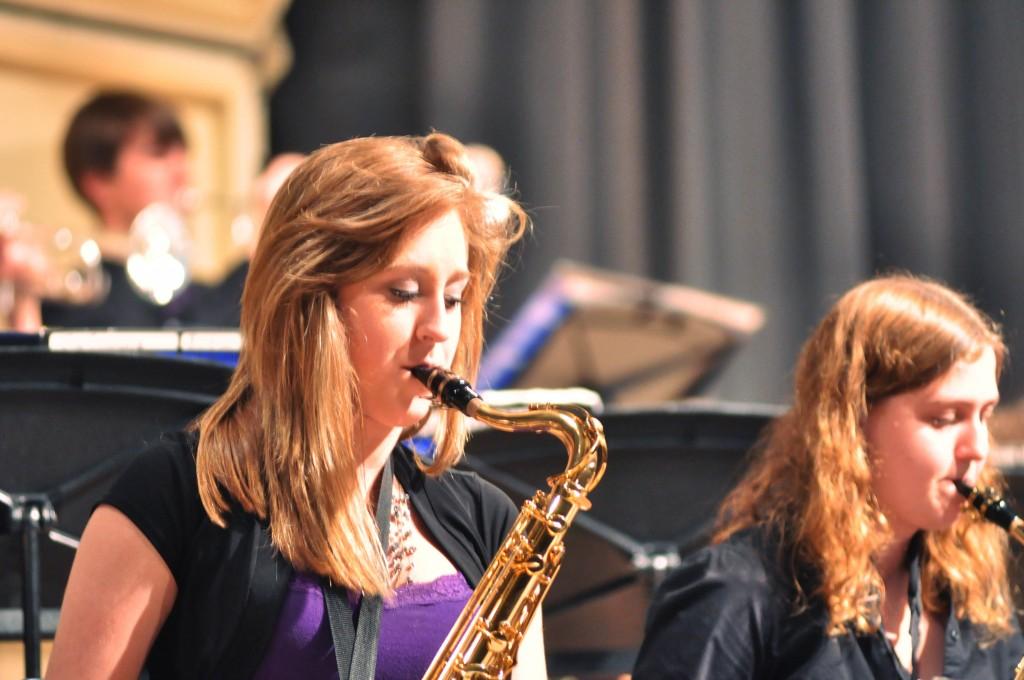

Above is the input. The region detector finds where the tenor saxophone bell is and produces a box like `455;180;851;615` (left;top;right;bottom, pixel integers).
413;366;608;679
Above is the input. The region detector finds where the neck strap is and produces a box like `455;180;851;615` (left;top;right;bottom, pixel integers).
323;455;393;680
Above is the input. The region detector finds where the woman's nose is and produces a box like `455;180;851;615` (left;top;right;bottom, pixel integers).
416;295;451;343
957;418;989;463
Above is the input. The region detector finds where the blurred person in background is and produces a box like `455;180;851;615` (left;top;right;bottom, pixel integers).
464;143;508;194
0;190;43;330
187;152;305;327
42;90;196;327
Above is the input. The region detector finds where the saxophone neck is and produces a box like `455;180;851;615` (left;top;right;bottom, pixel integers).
955;480;1024;548
412;365;482;415
414;365;609;679
412;366;608;495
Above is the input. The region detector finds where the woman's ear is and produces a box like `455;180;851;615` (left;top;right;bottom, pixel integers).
79;170;113;212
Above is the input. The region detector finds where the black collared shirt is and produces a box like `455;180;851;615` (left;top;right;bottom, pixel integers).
633;528;1024;679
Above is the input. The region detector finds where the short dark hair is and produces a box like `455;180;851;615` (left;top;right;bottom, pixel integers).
63;91;186;207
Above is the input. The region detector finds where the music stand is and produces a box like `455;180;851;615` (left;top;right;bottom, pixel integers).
0;348;232;678
461;400;783;677
479;260;765;404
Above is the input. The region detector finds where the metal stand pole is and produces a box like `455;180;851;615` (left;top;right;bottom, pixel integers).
21;502;41;678
5;494;55;680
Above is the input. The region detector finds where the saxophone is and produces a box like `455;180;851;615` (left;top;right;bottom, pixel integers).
953;480;1024;680
412;366;608;680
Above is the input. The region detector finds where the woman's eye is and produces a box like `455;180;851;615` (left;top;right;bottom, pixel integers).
390;288;418;302
930;414;957;427
444;295;463;310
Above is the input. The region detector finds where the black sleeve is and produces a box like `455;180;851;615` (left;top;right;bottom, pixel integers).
99;431;205;586
410;455;519;586
632;539;781;680
459;473;518;557
442;468;518;559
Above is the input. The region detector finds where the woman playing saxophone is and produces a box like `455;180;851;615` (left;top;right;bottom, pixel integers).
47;133;546;679
634;274;1024;679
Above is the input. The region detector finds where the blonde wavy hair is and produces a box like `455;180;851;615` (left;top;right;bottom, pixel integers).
715;274;1014;637
195;133;527;595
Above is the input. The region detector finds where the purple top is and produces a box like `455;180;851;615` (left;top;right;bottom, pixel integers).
252;571;473;679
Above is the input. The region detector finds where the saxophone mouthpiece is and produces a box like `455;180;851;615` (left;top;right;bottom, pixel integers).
956;479;1019;533
411;366;482;416
410;365;436;387
953;479;972;499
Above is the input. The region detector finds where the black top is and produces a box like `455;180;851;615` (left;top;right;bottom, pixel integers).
633;528;1024;680
182;261;248;328
100;431;518;679
41;259;245;328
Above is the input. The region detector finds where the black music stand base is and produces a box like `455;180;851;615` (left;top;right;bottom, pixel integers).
2;493;56;679
0;348;234;680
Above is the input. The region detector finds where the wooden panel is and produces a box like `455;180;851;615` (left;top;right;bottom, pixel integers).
0;640;52;679
5;0;290;53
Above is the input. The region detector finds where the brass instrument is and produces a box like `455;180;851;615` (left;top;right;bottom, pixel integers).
413;366;608;680
954;480;1024;680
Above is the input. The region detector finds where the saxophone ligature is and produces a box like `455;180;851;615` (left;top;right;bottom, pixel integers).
413;366;608;680
954;480;1024;680
953;480;1024;546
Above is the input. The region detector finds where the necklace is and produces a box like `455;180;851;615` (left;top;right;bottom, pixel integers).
386;482;415;587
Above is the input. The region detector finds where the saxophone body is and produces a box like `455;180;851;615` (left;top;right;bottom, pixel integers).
954;481;1024;680
413;366;608;680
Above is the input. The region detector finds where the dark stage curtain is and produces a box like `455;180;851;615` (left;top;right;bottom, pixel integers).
271;0;1024;404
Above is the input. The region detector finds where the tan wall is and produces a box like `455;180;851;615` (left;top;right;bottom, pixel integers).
0;640;50;680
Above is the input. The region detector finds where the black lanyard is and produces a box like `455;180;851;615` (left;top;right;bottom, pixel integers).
908;548;922;680
323;457;393;680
